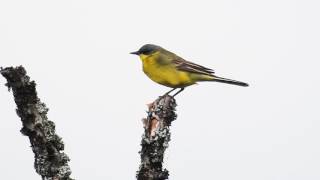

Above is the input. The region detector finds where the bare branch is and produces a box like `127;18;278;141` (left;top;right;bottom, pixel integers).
137;95;177;180
1;66;73;180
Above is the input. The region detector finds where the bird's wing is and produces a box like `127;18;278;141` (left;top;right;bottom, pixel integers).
172;57;215;76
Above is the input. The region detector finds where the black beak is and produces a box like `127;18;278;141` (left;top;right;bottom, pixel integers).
130;51;140;55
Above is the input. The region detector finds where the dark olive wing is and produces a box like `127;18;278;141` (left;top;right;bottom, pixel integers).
172;57;215;76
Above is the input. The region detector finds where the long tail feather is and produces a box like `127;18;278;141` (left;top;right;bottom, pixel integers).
211;76;249;87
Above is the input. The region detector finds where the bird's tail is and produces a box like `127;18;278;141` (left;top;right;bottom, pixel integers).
210;76;249;87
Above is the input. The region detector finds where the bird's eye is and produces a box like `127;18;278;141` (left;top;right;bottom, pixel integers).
138;44;158;55
141;49;153;55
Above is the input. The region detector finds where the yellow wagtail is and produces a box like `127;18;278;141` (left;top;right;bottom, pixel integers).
131;44;248;96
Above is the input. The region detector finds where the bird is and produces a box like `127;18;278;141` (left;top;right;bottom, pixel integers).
130;44;248;97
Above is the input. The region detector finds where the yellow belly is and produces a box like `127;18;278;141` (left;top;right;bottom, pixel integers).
143;62;195;88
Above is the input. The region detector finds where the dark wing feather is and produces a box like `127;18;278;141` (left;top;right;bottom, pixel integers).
173;57;215;76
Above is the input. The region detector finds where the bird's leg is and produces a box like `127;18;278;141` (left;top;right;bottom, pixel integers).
163;88;176;96
159;88;176;104
173;88;185;97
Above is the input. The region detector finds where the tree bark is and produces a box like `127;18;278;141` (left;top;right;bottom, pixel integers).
0;66;73;180
137;95;177;180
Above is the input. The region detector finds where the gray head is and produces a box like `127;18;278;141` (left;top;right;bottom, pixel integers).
130;44;162;55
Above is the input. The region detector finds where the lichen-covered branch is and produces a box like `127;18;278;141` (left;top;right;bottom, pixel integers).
137;95;177;180
0;66;73;180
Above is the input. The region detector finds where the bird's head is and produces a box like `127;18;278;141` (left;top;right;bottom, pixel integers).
130;44;162;59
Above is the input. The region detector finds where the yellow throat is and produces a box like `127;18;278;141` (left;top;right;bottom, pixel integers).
139;51;196;88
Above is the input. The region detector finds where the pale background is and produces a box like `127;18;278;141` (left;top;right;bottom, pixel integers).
0;0;319;179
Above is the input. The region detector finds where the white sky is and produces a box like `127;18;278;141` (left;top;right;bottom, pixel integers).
1;0;320;179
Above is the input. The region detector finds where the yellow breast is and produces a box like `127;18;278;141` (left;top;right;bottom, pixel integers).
140;54;195;88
